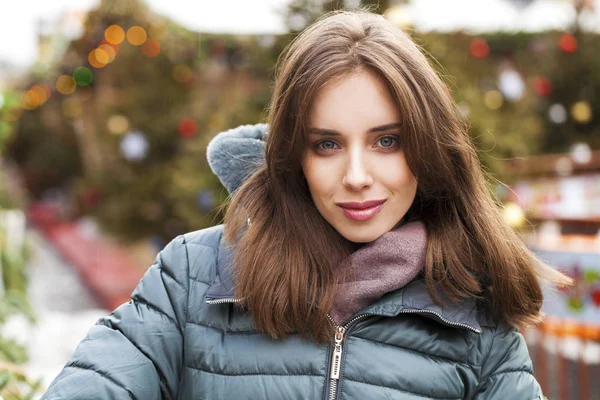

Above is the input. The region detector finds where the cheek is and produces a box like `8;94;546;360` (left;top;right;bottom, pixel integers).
377;156;416;190
302;156;337;199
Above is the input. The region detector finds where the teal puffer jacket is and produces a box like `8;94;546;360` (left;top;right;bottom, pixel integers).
41;124;544;399
42;224;543;400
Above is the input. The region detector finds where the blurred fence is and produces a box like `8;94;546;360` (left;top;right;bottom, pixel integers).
526;320;600;400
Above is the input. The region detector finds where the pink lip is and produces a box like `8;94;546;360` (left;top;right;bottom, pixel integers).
337;199;386;221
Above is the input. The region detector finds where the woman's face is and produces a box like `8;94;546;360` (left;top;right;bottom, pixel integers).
303;69;418;243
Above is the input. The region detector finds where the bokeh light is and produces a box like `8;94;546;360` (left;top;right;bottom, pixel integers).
98;44;117;62
120;130;149;161
548;103;567;124
559;33;578;53
127;26;147;46
105;25;125;45
470;38;490;59
141;38;161;57
502;202;525;228
56;75;77;95
107;115;129;135
149;22;168;40
555;156;573;176
456;102;470;118
533;76;552;96
498;69;525;101
88;48;109;68
172;64;193;83
19;89;43;110
31;85;50;103
73;67;93;86
570;142;592;164
178;118;197;137
484;90;503;110
571;101;592;123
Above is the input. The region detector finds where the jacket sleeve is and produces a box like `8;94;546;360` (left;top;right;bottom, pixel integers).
41;235;190;400
473;323;545;400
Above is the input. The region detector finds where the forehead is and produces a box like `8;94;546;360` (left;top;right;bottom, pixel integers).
309;69;401;135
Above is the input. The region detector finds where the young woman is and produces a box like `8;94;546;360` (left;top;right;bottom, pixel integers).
42;10;568;400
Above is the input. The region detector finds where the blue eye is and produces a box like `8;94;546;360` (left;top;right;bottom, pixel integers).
378;136;399;148
315;140;339;151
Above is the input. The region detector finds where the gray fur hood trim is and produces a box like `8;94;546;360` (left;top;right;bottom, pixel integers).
206;123;268;194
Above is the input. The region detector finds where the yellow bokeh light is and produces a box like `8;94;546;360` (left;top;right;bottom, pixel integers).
172;64;193;83
571;101;592;123
20;90;42;110
107;115;129;135
484;90;504;110
56;75;77;95
98;44;117;62
95;48;109;64
31;85;49;104
502;202;525;228
141;38;160;57
105;25;125;45
127;26;147;46
88;48;109;68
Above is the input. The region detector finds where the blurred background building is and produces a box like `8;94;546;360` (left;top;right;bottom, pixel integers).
0;0;598;399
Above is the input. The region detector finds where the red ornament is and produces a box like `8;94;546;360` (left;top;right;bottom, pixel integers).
469;38;490;59
533;77;552;96
178;118;198;138
558;33;577;53
591;288;600;307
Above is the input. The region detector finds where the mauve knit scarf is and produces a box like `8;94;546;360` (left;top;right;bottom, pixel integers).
329;221;427;325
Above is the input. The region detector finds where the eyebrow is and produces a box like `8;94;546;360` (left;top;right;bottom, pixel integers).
308;123;402;136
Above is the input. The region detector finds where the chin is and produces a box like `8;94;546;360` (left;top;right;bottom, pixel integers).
337;226;387;244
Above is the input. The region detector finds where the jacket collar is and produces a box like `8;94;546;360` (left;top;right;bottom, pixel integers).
205;237;482;333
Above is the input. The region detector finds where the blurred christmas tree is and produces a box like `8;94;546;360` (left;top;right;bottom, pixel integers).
4;0;599;244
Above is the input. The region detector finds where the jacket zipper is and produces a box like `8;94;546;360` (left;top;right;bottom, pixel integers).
205;297;243;305
324;309;479;400
326;314;370;400
206;299;481;400
398;308;481;333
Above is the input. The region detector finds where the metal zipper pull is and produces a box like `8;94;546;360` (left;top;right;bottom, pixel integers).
329;326;345;379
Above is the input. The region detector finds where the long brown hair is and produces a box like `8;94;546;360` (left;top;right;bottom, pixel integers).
223;10;571;342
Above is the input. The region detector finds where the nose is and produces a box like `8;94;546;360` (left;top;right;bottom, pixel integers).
342;150;373;191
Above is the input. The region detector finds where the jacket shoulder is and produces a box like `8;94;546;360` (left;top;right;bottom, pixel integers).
182;224;225;249
181;224;225;285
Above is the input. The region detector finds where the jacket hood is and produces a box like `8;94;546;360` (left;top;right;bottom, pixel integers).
206;123;268;194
